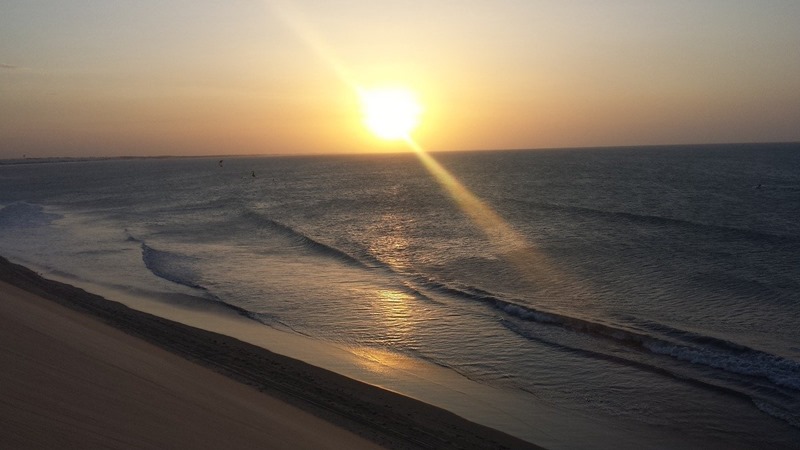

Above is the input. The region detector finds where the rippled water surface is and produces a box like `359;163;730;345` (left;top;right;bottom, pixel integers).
2;143;799;448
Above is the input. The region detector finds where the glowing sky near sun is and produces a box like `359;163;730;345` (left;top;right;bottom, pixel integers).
1;1;799;157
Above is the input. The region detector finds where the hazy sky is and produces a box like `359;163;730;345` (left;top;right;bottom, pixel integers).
2;1;799;157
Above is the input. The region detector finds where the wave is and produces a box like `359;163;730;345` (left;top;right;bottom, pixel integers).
755;400;800;429
500;316;800;428
510;198;799;243
413;275;800;395
499;299;800;392
239;211;447;305
643;340;800;391
464;281;800;426
0;201;62;228
241;210;372;268
497;317;750;396
129;233;317;333
245;211;439;276
125;234;215;297
139;242;207;292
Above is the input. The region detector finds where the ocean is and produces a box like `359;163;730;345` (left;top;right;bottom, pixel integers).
1;143;799;449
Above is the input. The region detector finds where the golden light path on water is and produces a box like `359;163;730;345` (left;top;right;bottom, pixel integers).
401;136;562;288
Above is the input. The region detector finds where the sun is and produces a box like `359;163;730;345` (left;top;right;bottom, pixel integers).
358;87;422;140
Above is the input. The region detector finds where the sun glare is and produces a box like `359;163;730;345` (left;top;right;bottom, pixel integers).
359;87;422;140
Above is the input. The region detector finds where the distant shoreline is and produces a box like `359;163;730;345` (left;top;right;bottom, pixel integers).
3;141;797;165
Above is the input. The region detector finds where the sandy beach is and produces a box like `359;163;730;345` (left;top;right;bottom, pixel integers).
0;256;540;450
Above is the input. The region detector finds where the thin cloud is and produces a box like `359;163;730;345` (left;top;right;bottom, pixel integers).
1;63;19;69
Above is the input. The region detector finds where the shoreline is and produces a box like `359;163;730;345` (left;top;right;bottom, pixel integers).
0;255;541;449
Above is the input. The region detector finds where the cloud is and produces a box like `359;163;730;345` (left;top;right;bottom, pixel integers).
1;63;19;69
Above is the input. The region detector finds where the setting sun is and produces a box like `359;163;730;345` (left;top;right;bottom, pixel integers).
358;87;422;140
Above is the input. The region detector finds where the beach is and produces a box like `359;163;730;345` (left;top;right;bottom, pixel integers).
0;255;540;449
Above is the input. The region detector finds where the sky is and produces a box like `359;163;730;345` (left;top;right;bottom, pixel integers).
2;0;800;158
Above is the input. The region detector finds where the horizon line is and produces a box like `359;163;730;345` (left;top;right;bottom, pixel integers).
2;140;798;164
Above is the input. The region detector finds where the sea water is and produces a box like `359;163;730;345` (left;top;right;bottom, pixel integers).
1;143;799;449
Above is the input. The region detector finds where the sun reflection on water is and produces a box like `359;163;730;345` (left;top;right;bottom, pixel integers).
345;288;421;376
368;213;413;272
402;137;567;289
349;346;421;377
374;289;415;344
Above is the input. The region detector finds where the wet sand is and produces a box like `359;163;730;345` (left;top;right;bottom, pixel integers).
0;256;541;449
